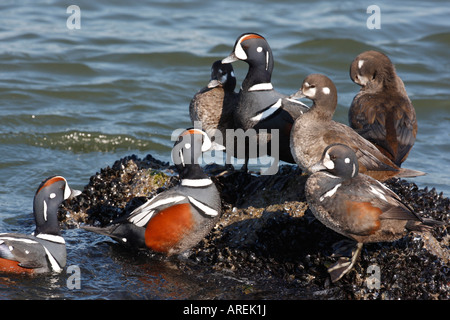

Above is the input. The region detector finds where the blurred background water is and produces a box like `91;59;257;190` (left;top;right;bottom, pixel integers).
0;0;449;299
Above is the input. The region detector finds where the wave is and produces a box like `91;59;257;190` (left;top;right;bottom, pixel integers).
0;130;167;154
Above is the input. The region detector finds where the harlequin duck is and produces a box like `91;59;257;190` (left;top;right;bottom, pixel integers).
289;73;425;181
82;128;222;255
221;33;309;168
0;176;81;274
305;143;445;282
189;60;239;149
349;50;417;167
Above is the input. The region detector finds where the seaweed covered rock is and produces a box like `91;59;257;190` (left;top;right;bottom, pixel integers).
59;153;449;299
59;154;178;228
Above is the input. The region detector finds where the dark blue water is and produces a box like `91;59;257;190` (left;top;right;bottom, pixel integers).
0;0;449;299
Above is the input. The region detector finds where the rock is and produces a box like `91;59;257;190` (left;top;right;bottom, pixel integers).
59;153;449;299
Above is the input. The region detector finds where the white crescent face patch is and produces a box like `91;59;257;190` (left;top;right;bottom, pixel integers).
323;151;335;170
303;86;316;97
235;35;248;60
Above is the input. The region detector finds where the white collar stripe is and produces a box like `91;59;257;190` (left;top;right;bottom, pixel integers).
181;179;213;187
248;83;273;91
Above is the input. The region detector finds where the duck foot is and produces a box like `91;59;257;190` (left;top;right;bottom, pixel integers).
328;242;363;283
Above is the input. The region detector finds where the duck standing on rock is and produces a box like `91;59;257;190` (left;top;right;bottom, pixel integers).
83;128;222;256
289;73;424;181
0;176;81;274
305;143;445;282
221;33;309;170
349;50;417;167
189;60;239;150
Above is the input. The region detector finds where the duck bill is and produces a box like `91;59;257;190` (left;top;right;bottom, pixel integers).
207;79;221;88
222;53;239;64
68;188;82;200
309;162;328;173
289;90;305;100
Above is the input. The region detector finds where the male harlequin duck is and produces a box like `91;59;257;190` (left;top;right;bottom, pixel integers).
0;176;80;274
349;50;417;167
289;73;424;181
83;129;222;255
221;33;309;168
189;60;239;149
305;143;444;282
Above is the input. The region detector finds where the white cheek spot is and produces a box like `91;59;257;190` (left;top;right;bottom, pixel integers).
344;157;350;164
230;71;235;78
322;87;330;95
256;46;263;52
323;152;334;170
358;60;365;69
220;74;228;83
49;193;56;199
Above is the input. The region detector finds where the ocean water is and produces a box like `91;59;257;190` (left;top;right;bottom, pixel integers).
0;0;449;299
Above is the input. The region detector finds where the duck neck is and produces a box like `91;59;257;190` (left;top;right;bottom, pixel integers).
33;199;61;236
224;76;237;93
178;163;210;182
242;58;273;91
309;95;337;121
